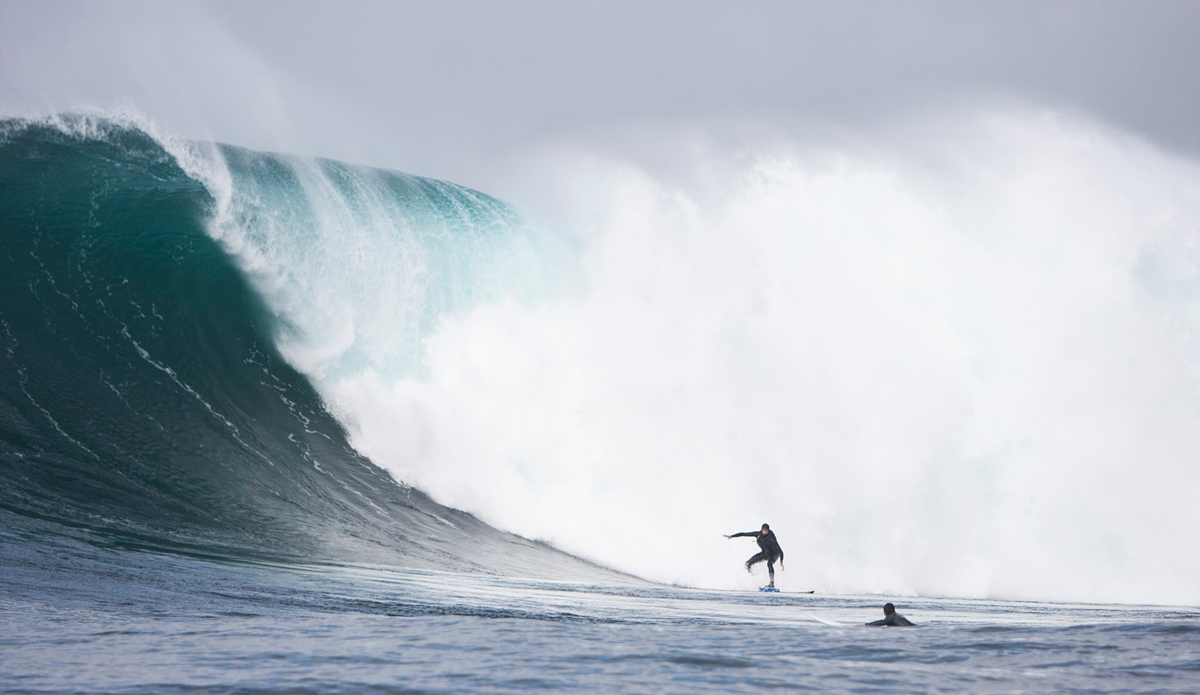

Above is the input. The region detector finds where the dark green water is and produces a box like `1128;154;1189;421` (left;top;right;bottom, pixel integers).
0;116;608;578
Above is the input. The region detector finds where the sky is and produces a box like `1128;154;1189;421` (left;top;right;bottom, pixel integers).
2;0;1198;189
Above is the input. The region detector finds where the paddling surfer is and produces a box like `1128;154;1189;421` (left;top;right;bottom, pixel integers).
861;603;916;627
724;523;784;588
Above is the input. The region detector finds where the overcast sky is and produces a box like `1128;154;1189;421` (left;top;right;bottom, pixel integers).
2;0;1198;188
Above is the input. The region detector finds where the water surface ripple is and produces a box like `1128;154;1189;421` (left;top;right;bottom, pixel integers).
3;531;1197;694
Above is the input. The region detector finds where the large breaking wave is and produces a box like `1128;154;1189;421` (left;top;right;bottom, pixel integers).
4;111;1200;606
0;115;615;581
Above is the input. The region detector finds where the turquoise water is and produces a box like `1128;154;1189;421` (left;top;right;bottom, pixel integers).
0;116;598;579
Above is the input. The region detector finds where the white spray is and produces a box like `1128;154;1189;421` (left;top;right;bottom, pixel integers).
211;108;1200;605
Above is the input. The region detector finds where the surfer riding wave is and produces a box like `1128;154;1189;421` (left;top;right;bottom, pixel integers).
725;523;784;588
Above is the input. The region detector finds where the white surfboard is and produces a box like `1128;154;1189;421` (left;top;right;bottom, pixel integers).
805;613;848;627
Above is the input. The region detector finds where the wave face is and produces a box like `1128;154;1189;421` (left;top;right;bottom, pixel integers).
0;116;612;580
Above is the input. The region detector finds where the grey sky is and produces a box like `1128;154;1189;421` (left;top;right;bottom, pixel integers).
2;0;1198;188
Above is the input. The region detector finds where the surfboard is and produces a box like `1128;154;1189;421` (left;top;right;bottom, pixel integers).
805;613;848;627
758;588;815;594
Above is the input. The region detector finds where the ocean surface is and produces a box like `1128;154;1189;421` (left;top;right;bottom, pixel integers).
2;115;1198;693
4;518;1199;694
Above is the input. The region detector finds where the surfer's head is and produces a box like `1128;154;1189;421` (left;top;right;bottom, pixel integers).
883;603;896;616
761;523;770;531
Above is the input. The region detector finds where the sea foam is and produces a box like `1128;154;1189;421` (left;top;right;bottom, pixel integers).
205;108;1200;604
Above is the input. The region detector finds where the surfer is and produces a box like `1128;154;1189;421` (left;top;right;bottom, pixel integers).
862;603;916;627
724;523;784;588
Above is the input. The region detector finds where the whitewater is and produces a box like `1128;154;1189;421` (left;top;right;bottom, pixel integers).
203;108;1200;602
2;110;1200;693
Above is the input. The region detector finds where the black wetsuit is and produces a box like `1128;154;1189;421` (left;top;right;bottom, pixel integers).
730;530;784;585
866;612;915;627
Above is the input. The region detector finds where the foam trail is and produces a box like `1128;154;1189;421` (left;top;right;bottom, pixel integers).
211;109;1200;604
